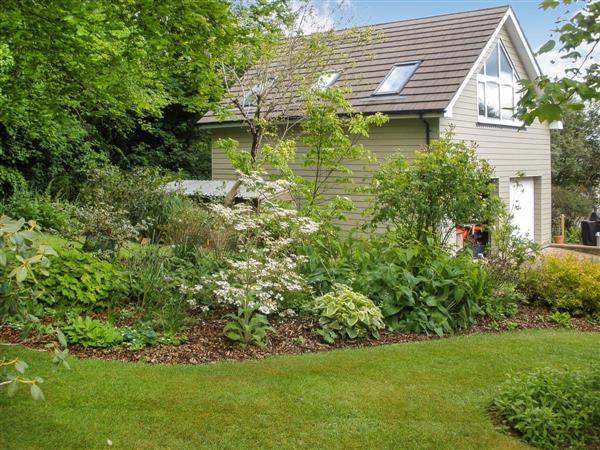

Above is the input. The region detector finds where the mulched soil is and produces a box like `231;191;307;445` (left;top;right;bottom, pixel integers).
1;305;599;365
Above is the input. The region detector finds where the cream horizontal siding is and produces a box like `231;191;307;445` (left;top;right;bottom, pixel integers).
211;119;432;228
439;26;552;243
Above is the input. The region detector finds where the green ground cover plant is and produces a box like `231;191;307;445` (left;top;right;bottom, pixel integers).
493;365;600;449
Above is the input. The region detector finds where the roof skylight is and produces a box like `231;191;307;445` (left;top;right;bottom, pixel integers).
314;71;339;90
242;79;274;106
374;62;419;95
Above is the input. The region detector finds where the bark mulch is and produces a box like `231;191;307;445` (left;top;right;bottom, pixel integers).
1;305;598;365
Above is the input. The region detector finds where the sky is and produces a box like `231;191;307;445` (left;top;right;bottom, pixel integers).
300;0;585;78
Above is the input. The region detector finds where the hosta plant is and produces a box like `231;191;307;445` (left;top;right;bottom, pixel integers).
305;235;489;337
62;316;123;348
314;284;384;344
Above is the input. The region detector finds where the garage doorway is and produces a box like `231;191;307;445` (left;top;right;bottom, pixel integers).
509;177;535;240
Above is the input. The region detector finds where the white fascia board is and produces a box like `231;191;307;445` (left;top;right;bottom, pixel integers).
444;7;542;118
386;112;443;119
504;8;542;79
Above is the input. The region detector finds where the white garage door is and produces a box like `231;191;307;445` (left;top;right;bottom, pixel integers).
509;178;535;240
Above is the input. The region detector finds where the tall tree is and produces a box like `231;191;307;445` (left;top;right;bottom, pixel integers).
551;103;600;189
519;0;599;124
213;1;377;205
0;0;278;192
550;103;600;226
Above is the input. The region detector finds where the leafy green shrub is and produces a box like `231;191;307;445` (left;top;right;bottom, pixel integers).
548;311;572;328
0;188;69;231
493;366;600;450
0;166;26;196
125;246;199;334
313;284;384;343
62;316;123;348
0;217;69;401
305;236;489;336
0;216;56;319
372;242;487;336
71;203;140;259
79;165;181;241
370;131;501;243
38;248;125;309
485;209;539;284
223;306;272;348
480;282;523;320
160;199;215;259
566;225;583;244
520;255;600;318
552;185;594;232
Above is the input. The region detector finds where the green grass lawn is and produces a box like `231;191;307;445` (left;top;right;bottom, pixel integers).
1;330;598;450
38;232;143;258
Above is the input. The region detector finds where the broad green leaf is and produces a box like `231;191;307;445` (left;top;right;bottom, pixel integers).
30;383;45;401
14;359;28;374
537;39;556;54
7;380;18;396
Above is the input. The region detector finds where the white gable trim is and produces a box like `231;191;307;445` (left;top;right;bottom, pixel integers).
444;8;541;118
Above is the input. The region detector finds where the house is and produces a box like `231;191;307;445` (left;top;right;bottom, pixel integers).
199;5;554;244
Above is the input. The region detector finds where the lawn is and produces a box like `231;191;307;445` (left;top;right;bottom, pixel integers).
1;330;599;450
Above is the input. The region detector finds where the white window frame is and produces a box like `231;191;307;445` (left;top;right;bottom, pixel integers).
373;61;420;96
476;41;523;127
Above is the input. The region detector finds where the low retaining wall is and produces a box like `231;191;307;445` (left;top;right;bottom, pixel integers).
542;244;600;262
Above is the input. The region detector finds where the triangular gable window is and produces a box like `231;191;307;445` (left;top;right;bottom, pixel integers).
477;42;521;124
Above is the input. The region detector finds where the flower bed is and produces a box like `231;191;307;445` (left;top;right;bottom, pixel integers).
2;305;598;365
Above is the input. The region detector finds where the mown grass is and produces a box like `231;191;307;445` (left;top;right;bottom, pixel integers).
1;330;598;449
38;232;143;258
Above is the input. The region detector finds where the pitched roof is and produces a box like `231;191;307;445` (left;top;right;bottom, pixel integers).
199;5;511;125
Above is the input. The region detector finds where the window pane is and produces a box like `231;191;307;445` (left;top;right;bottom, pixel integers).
501;84;514;109
501;108;514;120
500;46;513;82
486;82;500;118
485;45;500;78
375;63;418;94
501;84;514;120
478;81;486;116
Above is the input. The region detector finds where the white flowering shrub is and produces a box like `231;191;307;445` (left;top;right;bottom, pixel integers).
194;172;320;346
199;200;319;315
